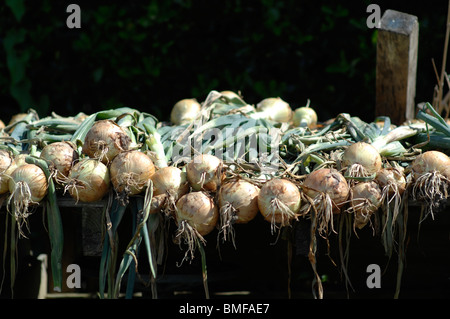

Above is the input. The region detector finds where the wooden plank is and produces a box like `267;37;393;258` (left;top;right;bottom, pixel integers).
376;9;419;125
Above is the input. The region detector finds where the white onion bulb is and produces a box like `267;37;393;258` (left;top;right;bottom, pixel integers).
170;98;201;125
341;142;382;178
255;97;293;123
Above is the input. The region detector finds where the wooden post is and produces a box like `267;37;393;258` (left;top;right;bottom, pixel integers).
376;9;419;125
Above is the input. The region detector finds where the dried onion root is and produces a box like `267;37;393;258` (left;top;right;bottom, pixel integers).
186;154;224;192
40;141;79;184
347;181;382;230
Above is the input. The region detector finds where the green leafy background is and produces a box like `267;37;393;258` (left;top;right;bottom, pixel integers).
0;0;448;123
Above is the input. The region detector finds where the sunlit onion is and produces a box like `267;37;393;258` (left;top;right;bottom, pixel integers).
257;178;301;232
186;154;223;191
410;150;450;218
40;141;79;183
301;168;349;236
341;142;382;178
170;98;201;125
65;158;110;203
175;191;219;263
82;120;132;164
8;163;48;236
0;149;14;194
255;97;293;123
110;150;155;203
293;105;318;128
218;179;260;244
348;181;382;230
150;166;189;214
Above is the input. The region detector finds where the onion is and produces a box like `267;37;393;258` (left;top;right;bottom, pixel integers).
40;141;79;183
218;179;260;244
257;178;301;232
301;168;349;236
255;97;293;123
0;149;14;194
175;191;219;262
186;154;223;192
170;98;201;125
348;181;382;230
376;167;406;196
341;142;382;178
65;158;110;203
292;105;318;128
109;150;155;203
410;150;450;218
7;163;48;236
150;166;189;214
82;119;132;164
1;154;28;195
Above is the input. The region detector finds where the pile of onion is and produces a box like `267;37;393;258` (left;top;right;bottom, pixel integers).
150;166;189;215
40;141;79;184
301;168;349;236
64;158;110;203
257;178;301;233
341;142;382;179
347;181;382;230
170;98;201;125
174;191;218;263
217;179;260;245
109;150;155;204
186;154;223;192
7;163;48;236
82;120;132;164
410;150;450;218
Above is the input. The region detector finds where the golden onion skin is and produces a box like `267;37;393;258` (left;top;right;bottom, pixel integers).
68;159;110;202
40;141;79;179
375;167;406;196
218;179;260;224
293;106;318;128
151;166;188;199
411;150;450;179
302;168;349;214
82;120;131;164
0;150;14;194
110;150;155;195
8;164;48;202
175;191;219;236
341;142;382;175
186;154;223;192
170;98;201;125
257;178;301;226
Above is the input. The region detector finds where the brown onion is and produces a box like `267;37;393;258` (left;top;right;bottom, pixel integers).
349;181;382;230
186;154;223;192
0;149;14;194
82;120;132;164
40;141;79;182
170;98;201;125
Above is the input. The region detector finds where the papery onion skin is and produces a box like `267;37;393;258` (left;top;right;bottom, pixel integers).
40;141;79;180
410;150;450;179
170;98;201;125
8;164;48;202
151;166;189;199
302;168;349;214
218;179;260;224
82;120;132;164
110;150;155;195
257;178;301;226
341;142;382;175
0;150;14;194
186;154;223;192
175;191;219;236
256;97;293;123
68;159;110;202
350;181;382;229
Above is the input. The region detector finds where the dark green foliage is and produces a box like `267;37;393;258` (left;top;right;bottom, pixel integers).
0;1;447;123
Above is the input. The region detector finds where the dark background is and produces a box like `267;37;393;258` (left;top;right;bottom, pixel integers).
1;0;449;124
